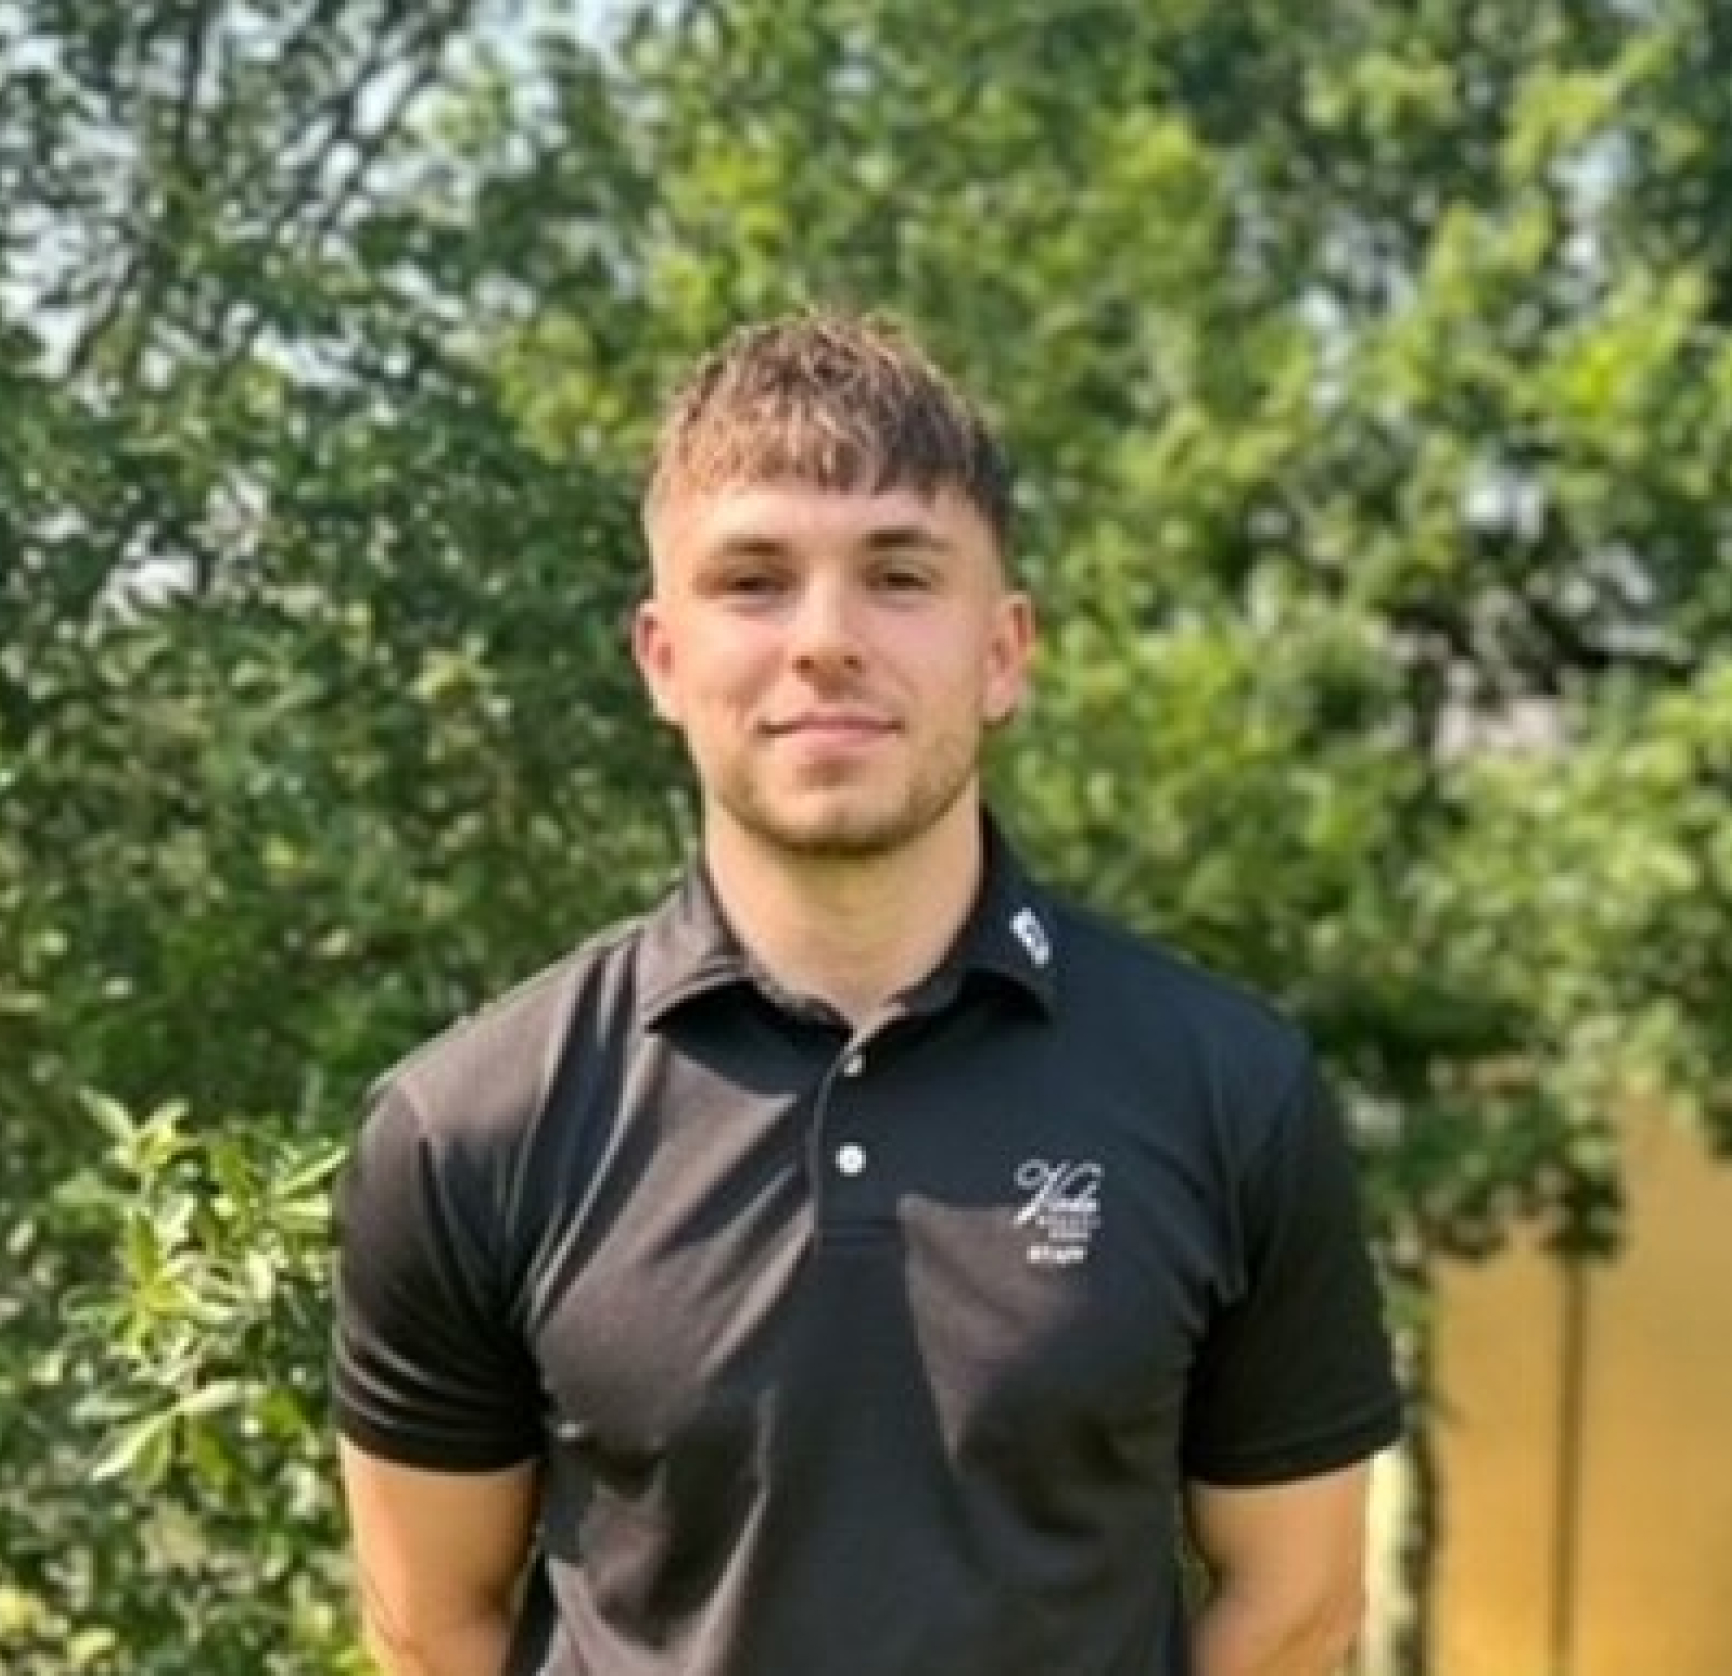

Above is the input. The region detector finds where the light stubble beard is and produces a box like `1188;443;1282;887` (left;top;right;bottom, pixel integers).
704;729;983;865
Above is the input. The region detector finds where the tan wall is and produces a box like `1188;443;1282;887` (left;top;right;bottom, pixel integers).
1432;1112;1732;1676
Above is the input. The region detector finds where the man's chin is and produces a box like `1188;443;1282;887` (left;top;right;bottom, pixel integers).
766;817;910;862
734;796;923;862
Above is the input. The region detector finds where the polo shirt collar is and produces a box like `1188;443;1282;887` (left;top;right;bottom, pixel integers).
637;813;1058;1026
929;815;1059;1016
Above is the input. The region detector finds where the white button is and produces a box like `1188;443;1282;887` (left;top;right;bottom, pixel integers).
841;1052;865;1077
836;1143;867;1176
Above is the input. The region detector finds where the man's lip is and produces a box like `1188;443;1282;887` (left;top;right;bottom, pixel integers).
765;714;897;736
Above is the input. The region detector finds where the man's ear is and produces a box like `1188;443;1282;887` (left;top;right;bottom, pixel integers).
984;592;1036;726
632;600;681;726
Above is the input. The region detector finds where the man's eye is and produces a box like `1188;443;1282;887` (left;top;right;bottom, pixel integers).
724;572;786;597
877;566;932;592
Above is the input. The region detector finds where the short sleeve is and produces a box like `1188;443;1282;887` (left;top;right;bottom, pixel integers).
1181;1056;1403;1485
330;1079;543;1471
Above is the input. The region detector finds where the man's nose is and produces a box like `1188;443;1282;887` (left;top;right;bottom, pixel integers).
788;578;864;676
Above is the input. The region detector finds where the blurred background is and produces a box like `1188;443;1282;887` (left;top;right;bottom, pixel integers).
2;2;1730;1671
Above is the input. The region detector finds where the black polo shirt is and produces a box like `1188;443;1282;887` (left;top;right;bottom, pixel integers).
332;823;1401;1676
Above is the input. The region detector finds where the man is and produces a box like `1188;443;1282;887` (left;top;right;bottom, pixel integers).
331;310;1403;1676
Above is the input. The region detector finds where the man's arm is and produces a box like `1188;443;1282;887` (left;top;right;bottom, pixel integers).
339;1441;539;1676
1184;1462;1373;1676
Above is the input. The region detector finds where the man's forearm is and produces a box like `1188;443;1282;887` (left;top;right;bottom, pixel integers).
1189;1583;1361;1676
362;1604;515;1676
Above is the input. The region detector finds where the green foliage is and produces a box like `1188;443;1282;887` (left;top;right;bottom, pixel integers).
4;0;1731;1669
15;1099;361;1673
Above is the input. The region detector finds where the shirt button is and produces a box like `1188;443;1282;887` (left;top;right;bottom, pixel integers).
836;1143;868;1176
841;1052;865;1077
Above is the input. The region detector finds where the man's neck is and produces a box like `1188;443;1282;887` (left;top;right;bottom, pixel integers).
703;803;985;1028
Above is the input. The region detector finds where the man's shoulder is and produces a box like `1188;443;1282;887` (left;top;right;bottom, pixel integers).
370;911;651;1137
1045;892;1310;1081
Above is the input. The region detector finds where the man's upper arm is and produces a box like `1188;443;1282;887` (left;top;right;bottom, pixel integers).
1181;1054;1402;1486
332;1080;545;1469
332;1074;548;1670
340;1442;539;1666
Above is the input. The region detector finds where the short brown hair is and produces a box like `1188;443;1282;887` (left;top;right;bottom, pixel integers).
643;309;1014;551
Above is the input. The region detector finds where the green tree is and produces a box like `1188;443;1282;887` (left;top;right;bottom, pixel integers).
2;6;673;1668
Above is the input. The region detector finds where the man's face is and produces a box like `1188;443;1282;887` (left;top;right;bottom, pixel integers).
634;480;1034;862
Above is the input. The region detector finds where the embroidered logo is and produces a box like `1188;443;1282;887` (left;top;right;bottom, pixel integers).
1013;1157;1103;1266
1009;907;1052;969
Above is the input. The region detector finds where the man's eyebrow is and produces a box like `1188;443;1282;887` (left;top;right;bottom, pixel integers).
700;525;954;559
860;524;953;552
703;533;794;560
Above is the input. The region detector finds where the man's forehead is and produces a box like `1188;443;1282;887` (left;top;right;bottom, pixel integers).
656;479;982;551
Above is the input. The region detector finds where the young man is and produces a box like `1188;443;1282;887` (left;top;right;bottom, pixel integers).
332;312;1402;1676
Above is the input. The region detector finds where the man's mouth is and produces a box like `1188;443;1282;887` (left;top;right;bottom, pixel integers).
765;711;897;739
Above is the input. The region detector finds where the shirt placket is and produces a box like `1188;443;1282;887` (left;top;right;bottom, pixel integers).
805;1029;897;1245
